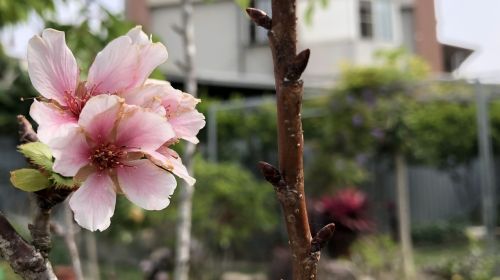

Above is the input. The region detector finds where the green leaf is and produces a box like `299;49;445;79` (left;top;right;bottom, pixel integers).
234;0;250;9
10;168;51;192
50;173;76;189
18;142;53;171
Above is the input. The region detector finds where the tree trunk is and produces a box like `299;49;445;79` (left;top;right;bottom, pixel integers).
247;2;334;279
395;153;415;280
173;0;197;279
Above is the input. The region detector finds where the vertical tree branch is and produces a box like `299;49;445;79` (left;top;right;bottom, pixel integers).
395;153;416;280
173;0;198;279
248;2;333;279
63;203;84;280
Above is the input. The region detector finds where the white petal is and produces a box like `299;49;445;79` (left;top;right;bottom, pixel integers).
117;159;177;210
69;172;116;232
27;29;78;105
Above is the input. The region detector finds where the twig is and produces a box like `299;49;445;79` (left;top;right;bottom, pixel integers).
249;1;333;278
17;115;38;143
0;114;75;279
0;212;56;280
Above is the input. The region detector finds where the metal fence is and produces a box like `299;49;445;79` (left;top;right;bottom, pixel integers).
203;80;500;231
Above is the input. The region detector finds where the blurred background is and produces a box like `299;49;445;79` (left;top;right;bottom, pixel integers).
1;0;500;279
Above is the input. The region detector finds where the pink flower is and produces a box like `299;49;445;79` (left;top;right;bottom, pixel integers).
28;26;168;144
122;80;206;144
51;94;177;231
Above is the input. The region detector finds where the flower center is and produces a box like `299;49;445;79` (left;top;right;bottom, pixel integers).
64;82;95;117
90;143;126;171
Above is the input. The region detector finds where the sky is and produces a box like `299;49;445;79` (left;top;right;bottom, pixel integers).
0;0;123;58
435;0;500;81
1;0;499;82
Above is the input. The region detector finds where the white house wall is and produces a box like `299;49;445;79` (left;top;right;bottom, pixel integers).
151;1;241;80
298;0;357;43
150;0;405;88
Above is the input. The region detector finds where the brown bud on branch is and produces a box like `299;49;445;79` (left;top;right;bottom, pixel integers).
286;49;311;81
246;8;272;30
311;223;335;253
258;161;286;190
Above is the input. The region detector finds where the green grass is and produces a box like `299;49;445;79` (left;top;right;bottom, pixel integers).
414;241;470;268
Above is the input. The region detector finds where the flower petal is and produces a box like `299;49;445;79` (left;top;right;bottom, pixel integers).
87;30;167;95
120;83;165;115
78;95;122;142
115;105;175;152
127;27;169;84
148;148;196;186
27;29;78;105
69;172;116;232
87;36;139;94
126;26;149;44
117;159;176;210
30;99;78;144
51;128;91;177
170;110;206;144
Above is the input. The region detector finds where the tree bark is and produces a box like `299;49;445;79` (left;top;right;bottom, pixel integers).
395;153;416;280
0;115;72;280
173;0;198;279
0;212;57;280
247;2;334;279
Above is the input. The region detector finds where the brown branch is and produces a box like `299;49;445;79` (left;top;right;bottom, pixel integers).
250;1;331;279
0;115;75;279
17;115;38;143
0;212;56;279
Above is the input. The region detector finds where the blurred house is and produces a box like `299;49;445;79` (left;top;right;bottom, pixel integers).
126;0;472;92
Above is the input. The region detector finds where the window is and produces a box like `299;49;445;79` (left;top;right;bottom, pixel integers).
373;0;393;41
359;0;373;39
249;0;272;45
359;0;394;41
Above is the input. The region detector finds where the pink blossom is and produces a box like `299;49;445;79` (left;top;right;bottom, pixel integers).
28;26;168;144
122;80;206;144
50;94;177;231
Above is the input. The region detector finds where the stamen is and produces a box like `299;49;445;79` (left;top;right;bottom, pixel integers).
90;143;126;171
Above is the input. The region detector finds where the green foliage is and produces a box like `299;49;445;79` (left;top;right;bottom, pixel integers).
18;142;53;171
427;253;500;280
99;156;278;258
192;157;278;250
10;168;51;192
199;98;278;171
0;47;38;134
234;0;251;9
306;49;429;189
411;222;467;245
0;0;55;26
49;172;75;189
350;235;400;278
15;142;75;189
404;101;477;167
0;261;20;280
